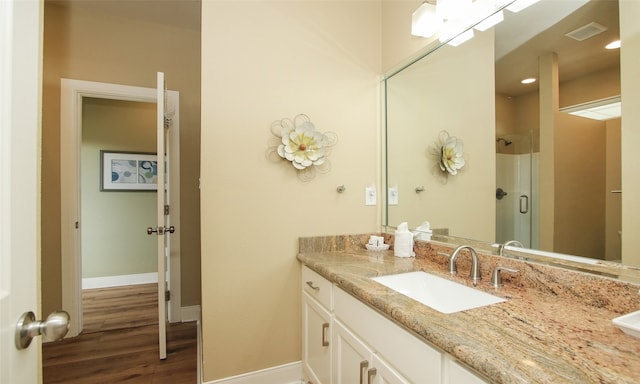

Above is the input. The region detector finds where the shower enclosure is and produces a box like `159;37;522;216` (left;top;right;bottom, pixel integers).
495;132;538;248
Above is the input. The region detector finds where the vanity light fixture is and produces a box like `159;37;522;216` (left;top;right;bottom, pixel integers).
521;78;536;84
506;0;540;13
412;0;536;46
474;10;504;31
412;2;441;38
606;40;621;50
444;28;475;46
472;0;506;31
436;0;472;21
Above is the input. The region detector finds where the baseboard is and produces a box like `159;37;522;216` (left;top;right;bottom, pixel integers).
181;305;201;322
82;272;158;289
203;361;302;384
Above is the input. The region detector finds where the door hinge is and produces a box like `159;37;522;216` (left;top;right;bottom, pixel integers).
165;290;171;301
164;205;170;215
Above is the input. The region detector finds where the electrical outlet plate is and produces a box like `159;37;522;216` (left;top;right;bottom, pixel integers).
388;186;398;205
365;186;377;206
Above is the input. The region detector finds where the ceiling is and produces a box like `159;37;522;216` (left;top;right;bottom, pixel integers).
495;0;620;97
46;0;201;31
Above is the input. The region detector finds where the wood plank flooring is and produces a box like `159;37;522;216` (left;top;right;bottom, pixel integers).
82;284;159;334
43;284;198;384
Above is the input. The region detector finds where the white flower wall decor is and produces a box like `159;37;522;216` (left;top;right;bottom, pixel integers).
429;130;465;184
267;114;337;181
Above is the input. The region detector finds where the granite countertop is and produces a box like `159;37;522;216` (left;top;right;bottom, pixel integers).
297;235;640;384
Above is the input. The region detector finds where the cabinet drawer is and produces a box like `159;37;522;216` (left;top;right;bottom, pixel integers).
302;266;333;310
334;288;442;384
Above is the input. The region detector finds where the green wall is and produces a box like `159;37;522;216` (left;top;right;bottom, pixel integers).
81;97;157;279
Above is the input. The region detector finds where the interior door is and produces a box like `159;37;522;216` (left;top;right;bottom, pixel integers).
155;72;169;360
0;0;42;382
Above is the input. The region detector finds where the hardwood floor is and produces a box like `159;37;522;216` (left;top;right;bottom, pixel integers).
43;284;198;384
82;284;158;334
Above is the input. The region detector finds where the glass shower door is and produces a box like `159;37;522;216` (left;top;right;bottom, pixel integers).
495;132;535;248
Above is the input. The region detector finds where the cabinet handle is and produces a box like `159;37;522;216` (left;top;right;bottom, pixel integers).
321;322;329;347
306;281;320;291
367;367;377;384
359;360;369;384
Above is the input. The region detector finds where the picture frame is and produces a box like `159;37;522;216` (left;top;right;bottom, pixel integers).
100;150;158;191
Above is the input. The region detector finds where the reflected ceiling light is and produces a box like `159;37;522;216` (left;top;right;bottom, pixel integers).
439;19;473;45
446;29;475;46
606;40;621;49
411;0;509;45
472;0;505;31
474;10;504;31
521;78;536;84
506;0;540;13
411;2;442;38
560;96;621;121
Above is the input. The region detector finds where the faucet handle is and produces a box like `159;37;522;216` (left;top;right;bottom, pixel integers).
491;266;519;288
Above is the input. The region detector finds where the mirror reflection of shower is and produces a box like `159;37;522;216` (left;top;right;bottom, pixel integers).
495;131;538;249
496;137;512;146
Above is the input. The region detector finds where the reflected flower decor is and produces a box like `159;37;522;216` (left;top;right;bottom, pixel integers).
267;114;337;181
429;130;465;183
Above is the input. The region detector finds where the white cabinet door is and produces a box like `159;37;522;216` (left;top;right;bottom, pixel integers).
370;355;410;384
303;292;331;384
446;357;488;384
333;320;410;384
332;319;373;384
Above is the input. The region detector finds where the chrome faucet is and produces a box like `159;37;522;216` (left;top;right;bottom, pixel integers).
448;245;481;286
498;240;524;256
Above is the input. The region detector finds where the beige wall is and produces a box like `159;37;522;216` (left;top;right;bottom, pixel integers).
620;0;640;267
385;30;496;242
42;2;201;315
200;1;381;380
554;113;606;259
81;98;157;278
559;66;620;108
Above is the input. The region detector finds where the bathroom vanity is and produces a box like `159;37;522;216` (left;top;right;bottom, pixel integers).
298;235;640;384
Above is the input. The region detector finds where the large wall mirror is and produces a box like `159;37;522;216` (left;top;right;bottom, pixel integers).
384;0;640;280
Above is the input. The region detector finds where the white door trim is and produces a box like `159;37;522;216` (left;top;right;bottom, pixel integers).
60;79;181;337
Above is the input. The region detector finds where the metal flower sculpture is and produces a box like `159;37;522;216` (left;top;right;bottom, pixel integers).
267;114;337;181
429;131;465;183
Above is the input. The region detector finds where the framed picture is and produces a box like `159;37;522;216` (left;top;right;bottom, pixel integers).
100;150;158;191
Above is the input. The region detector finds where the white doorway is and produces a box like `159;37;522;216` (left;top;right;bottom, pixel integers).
60;79;181;338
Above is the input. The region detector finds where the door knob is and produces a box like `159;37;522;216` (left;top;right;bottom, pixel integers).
147;226;175;235
15;310;70;349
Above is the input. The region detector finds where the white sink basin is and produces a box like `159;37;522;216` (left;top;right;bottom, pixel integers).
371;271;506;314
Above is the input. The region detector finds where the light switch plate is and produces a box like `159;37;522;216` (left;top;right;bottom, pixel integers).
388;186;398;205
365;186;377;206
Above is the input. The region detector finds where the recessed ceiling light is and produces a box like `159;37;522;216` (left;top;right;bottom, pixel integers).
521;78;536;84
606;40;621;49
